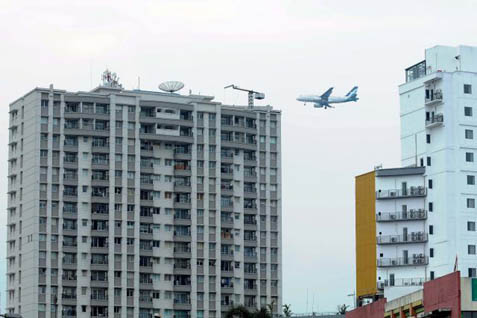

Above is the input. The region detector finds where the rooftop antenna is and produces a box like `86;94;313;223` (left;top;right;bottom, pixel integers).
224;84;265;108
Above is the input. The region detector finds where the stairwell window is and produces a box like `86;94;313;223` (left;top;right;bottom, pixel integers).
469;244;476;255
427;156;431;166
469;175;476;185
428;179;433;189
466;129;474;139
429;225;434;235
469;268;477;277
465;106;473;117
468;198;475;208
468;221;476;231
430;248;434;258
464;84;472;94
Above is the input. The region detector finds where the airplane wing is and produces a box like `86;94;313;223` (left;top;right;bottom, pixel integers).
320;87;333;101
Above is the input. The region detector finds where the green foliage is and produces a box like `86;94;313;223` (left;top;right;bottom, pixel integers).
337;304;349;315
224;305;253;318
283;304;292;318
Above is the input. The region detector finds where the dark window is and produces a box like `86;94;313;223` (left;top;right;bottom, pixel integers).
428;179;433;189
429;225;434;235
468;175;476;185
467;152;474;162
426;134;431;144
427;156;431;166
468;198;476;208
469;268;477;277
426;112;430;121
429;202;433;212
468;221;476;231
430;271;435;280
420;158;424;167
464;84;472;94
465;106;473;116
466;129;474;140
430;248;434;258
468;245;476;255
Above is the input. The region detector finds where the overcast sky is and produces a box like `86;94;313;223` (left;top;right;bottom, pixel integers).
1;0;477;314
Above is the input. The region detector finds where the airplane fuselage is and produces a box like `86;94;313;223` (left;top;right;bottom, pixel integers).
297;86;359;108
297;95;357;104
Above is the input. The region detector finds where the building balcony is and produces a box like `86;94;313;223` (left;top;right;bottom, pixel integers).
376;187;426;199
377;232;428;244
377;255;428;267
378;277;426;290
376;209;427;222
425;89;443;105
425;113;444;128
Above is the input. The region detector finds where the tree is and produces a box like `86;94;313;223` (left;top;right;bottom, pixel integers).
283;304;292;318
337;304;349;315
225;305;253;318
254;307;272;318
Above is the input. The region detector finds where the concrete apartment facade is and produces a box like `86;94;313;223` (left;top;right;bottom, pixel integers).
6;82;282;318
355;45;477;303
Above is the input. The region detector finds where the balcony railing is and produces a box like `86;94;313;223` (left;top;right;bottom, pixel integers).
377;255;428;267
425;113;444;128
376;209;427;222
378;277;426;289
425;89;443;105
376;187;426;199
377;232;428;244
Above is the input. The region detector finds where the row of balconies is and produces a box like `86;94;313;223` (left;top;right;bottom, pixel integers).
376;232;428;245
376;186;426;199
377;255;428;267
377;277;426;290
376;209;427;222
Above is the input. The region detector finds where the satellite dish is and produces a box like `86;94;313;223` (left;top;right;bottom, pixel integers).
159;81;185;93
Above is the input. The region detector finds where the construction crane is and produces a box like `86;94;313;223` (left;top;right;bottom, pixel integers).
224;84;265;108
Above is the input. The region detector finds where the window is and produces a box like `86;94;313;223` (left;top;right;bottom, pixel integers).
469;268;477;278
468;175;476;185
430;248;434;258
428;179;433;189
468;198;475;208
430;271;435;280
464;84;472;94
427;156;431;166
469;244;476;255
467;152;474;162
468;221;476;231
426;134;431;144
429;202;433;212
466;129;474;140
465;106;473;117
429;225;434;235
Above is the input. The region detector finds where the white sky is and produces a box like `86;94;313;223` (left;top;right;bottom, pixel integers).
1;0;477;314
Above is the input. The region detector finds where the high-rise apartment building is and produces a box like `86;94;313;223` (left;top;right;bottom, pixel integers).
6;79;282;318
355;45;477;303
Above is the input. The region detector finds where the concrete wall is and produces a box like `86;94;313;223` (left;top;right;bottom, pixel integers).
423;271;461;318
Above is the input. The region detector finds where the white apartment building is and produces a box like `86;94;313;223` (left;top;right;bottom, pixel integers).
400;45;477;281
356;45;477;303
6;79;282;318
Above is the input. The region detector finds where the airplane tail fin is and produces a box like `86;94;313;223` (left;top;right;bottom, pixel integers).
346;86;358;97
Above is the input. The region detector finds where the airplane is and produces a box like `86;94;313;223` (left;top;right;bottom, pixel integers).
297;86;359;109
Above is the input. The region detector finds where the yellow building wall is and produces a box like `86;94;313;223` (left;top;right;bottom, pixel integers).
355;171;377;298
